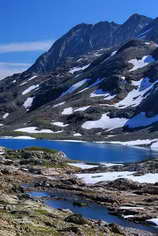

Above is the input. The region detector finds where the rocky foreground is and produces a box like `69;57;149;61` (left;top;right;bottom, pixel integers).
0;146;157;235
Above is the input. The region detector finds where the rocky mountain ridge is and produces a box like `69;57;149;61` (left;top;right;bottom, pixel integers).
28;13;152;74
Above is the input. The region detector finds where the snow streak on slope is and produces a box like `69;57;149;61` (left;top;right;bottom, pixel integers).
101;50;117;64
137;28;152;38
53;102;65;108
60;79;89;97
20;76;38;86
74;106;90;112
77;78;105;94
69;64;90;74
22;84;39;95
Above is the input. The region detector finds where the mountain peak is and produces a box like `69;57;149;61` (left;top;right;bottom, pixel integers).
111;13;152;46
128;13;152;21
27;14;153;75
27;21;119;74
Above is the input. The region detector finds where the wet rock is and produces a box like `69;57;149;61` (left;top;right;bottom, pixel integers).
1;167;18;175
0;146;6;155
73;201;88;207
11;184;24;194
65;214;89;225
59;208;72;214
135;185;158;195
59;226;82;234
61;177;84;186
106;178;141;190
28;167;41;174
109;223;125;235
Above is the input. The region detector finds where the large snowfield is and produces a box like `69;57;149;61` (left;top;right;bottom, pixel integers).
76;171;158;185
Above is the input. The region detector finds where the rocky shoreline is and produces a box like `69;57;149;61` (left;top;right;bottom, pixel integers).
0;146;157;235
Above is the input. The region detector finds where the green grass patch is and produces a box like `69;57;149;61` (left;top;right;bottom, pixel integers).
42;161;68;168
24;146;58;154
35;209;50;215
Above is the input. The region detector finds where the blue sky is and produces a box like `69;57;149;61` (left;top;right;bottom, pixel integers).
0;0;158;78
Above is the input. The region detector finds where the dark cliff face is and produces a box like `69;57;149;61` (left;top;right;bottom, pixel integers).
137;17;158;43
27;14;152;75
27;22;119;74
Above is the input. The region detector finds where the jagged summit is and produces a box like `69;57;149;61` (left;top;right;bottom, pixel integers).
112;13;152;46
27;13;151;75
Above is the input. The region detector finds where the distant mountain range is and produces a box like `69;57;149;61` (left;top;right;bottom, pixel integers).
1;13;158;145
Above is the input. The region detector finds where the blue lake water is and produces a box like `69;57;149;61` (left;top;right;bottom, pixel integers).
28;191;158;233
0;138;157;163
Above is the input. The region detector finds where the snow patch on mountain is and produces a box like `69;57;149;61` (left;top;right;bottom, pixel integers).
146;218;158;226
109;139;157;146
28;75;38;81
53;102;65;108
82;113;127;130
62;107;73;115
104;94;116;100
150;141;158;150
15;127;62;134
90;88;116;100
20;81;28;86
22;84;39;95
73;133;82;137
23;97;34;111
52;122;69;127
76;171;158;185
69;163;97;169
13;136;36;140
3;113;9;119
74;106;90;112
115;77;153;108
90;89;111;98
129;55;155;71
